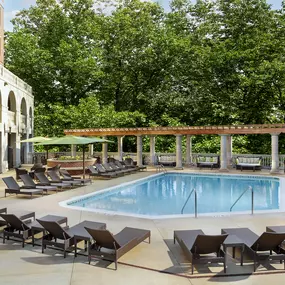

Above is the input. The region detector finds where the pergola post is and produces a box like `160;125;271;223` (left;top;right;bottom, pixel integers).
88;144;94;157
71;144;76;157
102;136;108;164
117;136;124;161
219;134;229;172
270;133;280;173
137;135;143;166
149;135;156;165
175;134;183;169
227;135;232;167
186;135;192;166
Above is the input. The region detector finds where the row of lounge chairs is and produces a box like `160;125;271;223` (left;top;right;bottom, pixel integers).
87;161;146;179
174;226;285;274
2;170;92;198
0;208;150;269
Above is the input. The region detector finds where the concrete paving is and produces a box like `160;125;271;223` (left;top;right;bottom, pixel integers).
0;167;285;284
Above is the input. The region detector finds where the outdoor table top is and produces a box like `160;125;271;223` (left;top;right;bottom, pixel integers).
69;220;106;240
31;215;68;231
223;235;244;247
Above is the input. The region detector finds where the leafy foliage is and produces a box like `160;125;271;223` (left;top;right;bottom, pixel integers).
6;0;285;154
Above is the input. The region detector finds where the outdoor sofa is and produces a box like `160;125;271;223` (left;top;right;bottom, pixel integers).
174;229;228;274
196;155;220;169
235;157;262;171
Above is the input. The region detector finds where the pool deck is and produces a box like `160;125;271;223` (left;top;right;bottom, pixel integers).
1;167;285;285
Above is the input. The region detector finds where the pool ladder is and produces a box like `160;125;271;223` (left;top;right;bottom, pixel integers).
155;164;167;173
181;188;197;217
230;186;254;214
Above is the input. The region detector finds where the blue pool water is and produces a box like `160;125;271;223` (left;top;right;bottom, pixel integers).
66;173;280;217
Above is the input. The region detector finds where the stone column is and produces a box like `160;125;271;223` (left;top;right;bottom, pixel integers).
117;136;124;161
88;144;94;157
149;135;156;165
186;135;192;166
175;134;183;169
227;135;232;167
71;144;76;157
271;133;280;173
219;134;229;172
102;136;108;164
137;135;143;166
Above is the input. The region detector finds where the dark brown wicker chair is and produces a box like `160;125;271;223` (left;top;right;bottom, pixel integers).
174;230;228;274
37;219;106;258
0;213;40;247
59;169;92;185
222;228;285;271
2;177;43;198
15;167;28;181
85;227;151;270
47;171;81;186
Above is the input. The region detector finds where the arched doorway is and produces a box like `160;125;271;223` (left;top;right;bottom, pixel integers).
20;98;28;164
7;91;17;169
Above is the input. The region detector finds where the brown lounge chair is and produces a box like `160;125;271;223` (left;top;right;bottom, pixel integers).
84;227;151;270
20;174;58;194
174;229;228;274
0;207;7;227
34;172;71;189
123;158;146;171
2;177;43;198
87;166;114;179
94;164;118;178
59;169;92;185
47;171;82;186
0;213;41;247
37;219;106;258
222;228;285;271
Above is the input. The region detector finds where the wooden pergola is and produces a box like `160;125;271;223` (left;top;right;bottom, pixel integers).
64;124;285;172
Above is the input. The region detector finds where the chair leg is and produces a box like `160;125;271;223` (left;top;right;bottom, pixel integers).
64;249;66;258
191;262;194;274
88;254;91;264
3;232;5;244
22;238;25;248
115;259;118;270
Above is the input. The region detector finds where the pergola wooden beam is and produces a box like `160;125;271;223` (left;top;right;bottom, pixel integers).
64;124;285;136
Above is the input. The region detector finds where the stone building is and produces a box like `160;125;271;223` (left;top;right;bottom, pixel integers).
0;2;34;172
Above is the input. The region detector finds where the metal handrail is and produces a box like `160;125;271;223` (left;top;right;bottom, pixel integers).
230;186;254;214
181;188;197;217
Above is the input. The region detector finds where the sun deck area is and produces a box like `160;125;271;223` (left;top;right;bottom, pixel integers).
1;167;285;285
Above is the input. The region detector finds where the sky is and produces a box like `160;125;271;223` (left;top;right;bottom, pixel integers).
3;0;283;31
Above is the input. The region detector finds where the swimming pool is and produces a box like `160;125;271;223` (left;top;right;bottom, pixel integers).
61;173;284;218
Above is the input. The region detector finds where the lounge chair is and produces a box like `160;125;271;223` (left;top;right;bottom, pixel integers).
222;228;285;271
0;213;41;247
59;169;92;185
15;167;28;181
114;160;137;172
174;229;228;274
47;171;82;186
2;177;43;198
102;163;127;176
87;166;114;179
34;172;71;189
20;174;58;194
94;164;118;177
37;219;106;258
110;162;135;174
124;158;146;171
84;227;151;270
0;207;7;227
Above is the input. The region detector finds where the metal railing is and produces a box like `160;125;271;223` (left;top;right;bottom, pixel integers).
230;186;254;214
181;188;197;217
155;164;167;173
